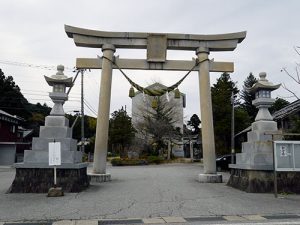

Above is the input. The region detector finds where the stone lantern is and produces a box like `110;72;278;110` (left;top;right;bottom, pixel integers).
228;72;282;193
44;65;73;116
250;72;280;122
10;65;89;193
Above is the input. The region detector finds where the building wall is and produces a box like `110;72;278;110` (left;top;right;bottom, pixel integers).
0;121;18;142
0;144;16;165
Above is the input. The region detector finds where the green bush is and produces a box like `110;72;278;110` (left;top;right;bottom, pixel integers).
111;158;147;166
111;156;164;166
147;156;164;164
111;158;122;166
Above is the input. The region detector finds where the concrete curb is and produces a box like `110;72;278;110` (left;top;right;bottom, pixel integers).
2;214;300;225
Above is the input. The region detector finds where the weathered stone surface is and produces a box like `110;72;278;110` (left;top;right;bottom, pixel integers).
9;167;89;193
45;115;69;127
227;168;300;193
39;126;72;139
88;172;111;183
32;137;77;152
23;149;82;164
65;25;246;51
48;187;64;197
198;173;222;183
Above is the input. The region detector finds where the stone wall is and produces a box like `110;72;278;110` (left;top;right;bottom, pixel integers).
9;167;89;193
228;168;300;193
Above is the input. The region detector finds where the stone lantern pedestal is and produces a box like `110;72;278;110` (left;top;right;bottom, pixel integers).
9;65;89;193
228;72;279;192
228;72;300;193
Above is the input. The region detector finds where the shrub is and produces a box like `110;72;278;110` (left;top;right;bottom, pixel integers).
111;158;122;166
111;158;147;166
147;155;164;164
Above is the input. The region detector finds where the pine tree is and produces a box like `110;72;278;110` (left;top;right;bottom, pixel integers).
187;114;201;135
240;73;258;121
108;107;136;157
211;73;238;154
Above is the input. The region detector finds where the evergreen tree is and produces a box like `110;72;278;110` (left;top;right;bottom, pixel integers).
269;97;290;114
0;68;31;119
240;73;258;121
108;107;136;157
187;114;201;135
211;72;250;155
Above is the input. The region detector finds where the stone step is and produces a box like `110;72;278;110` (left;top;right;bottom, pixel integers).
39;126;72;139
32;137;77;152
24;149;82;164
247;131;273;142
241;141;273;154
236;152;273;166
45;115;70;127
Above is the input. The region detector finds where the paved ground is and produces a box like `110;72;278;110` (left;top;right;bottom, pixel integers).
0;163;300;224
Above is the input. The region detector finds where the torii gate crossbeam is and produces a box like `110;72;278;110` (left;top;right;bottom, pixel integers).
65;25;246;183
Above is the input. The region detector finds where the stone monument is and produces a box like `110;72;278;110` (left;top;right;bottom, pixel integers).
9;65;89;193
228;72;281;192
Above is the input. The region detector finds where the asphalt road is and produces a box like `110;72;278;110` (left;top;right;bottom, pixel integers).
0;163;300;223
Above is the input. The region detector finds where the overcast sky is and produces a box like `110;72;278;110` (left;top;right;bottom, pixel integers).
0;0;299;121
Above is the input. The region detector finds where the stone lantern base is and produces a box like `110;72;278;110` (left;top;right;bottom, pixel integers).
227;168;300;193
9;163;89;193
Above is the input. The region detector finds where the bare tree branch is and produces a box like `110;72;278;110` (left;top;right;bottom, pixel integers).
281;67;300;84
282;83;299;99
296;66;300;83
277;95;297;99
294;46;300;56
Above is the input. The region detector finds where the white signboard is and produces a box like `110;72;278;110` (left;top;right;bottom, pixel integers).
49;142;61;166
274;141;300;171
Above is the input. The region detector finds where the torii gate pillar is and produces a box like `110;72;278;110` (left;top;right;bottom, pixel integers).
197;47;221;182
93;44;115;174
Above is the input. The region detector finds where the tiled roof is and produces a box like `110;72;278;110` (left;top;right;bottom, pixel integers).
272;99;300;120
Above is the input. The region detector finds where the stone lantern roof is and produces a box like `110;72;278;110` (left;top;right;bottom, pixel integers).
44;65;73;87
249;72;280;93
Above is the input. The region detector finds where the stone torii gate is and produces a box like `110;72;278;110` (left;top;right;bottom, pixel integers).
65;25;246;182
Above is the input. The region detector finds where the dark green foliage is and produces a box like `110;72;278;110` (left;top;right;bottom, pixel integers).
108;107;136;157
240;73;258;121
0;69;31;119
211;73;238;155
0;68;51;135
146;155;164;164
111;158;147;166
187;114;201;135
211;72;250;155
65;114;97;153
269;97;290;114
110;155;164;166
0;68;98;142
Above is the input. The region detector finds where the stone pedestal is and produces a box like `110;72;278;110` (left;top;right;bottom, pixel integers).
198;173;222;183
228;120;279;191
10;107;89;193
228;169;300;193
9;164;89;193
88;172;111;183
232;120;278;171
